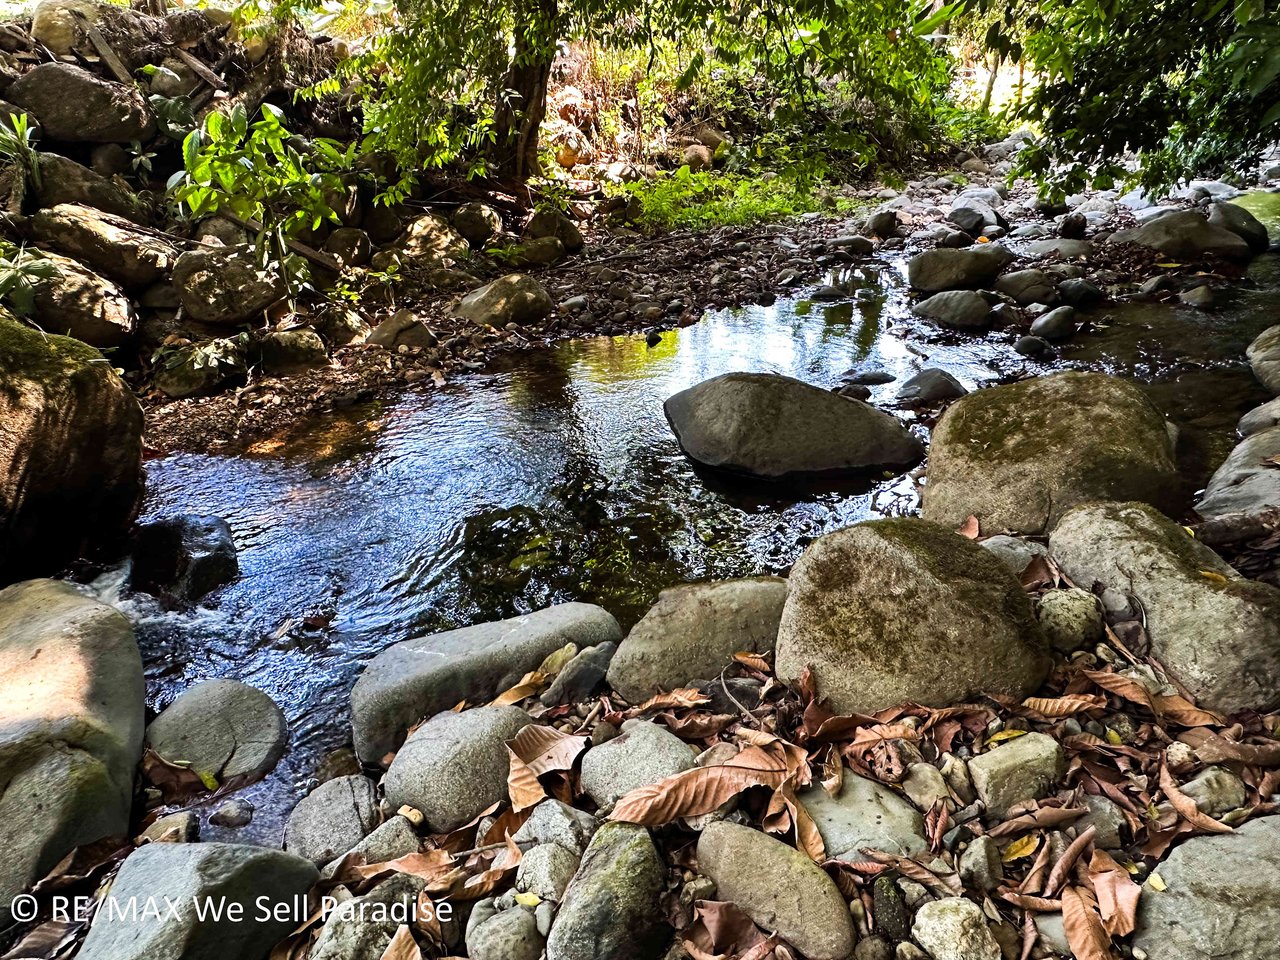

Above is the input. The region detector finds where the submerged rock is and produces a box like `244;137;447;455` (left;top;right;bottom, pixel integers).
923;372;1179;535
907;245;1014;291
351;602;619;762
0;580;144;925
0;314;143;583
606;577;787;703
76;843;317;960
995;268;1056;306
1050;501;1280;714
774;518;1049;715
663;372;923;481
130;514;237;604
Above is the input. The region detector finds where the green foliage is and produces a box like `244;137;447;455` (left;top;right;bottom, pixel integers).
0;242;58;317
611;167;848;229
936;103;1012;148
0;113;41;191
152;333;249;378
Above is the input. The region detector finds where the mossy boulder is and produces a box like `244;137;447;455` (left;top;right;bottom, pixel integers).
923;371;1179;535
1050;501;1280;714
774;518;1050;715
1196;424;1280;517
0;313;143;583
32;203;177;289
664;372;924;481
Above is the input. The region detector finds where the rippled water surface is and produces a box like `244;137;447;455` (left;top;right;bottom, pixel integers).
121;200;1280;840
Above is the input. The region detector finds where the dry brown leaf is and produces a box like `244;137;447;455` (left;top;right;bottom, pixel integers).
988;805;1087;838
1088;850;1141;937
635;688;713;713
860;850;963;896
354;849;454;885
1061;886;1114;960
506;747;546;812
489;671;548;706
1152;694;1225;728
1022;694;1108;718
683;900;775;960
379;924;423;960
609;744;792;825
1045;825;1096;896
1160;761;1233;834
733;651;772;673
1192;731;1280;766
1083;670;1158;716
508;724;588;777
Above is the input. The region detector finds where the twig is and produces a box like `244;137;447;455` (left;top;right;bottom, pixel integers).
73;13;133;86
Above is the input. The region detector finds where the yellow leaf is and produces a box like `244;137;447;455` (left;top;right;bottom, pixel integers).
537;642;578;676
1105;728;1124;745
1146;872;1167;891
1183;526;1196;538
1155;262;1183;268
1002;834;1039;862
985;729;1028;747
514;892;541;907
1199;570;1229;584
489;671;548;706
196;769;219;791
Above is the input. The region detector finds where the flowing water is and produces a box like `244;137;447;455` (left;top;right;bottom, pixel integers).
94;195;1280;842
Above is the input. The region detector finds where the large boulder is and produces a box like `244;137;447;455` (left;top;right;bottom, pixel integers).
33;203;178;288
545;823;669;960
922;372;1180;535
774;518;1049;715
1208;201;1270;253
1133;815;1280;960
0;314;143;583
664;372;923;481
454;273;554;327
1049;501;1280;714
146;679;287;787
35;154;146;221
1196;425;1280;517
130;514;238;604
1246;325;1280;394
29;250;136;348
606;577;787;702
171;248;286;326
1108;209;1252;261
382;706;531;833
397;213;470;262
697;821;855;960
906;245;1014;292
351;602;620;762
0;580;144;924
76;843;318;960
7;63;154;143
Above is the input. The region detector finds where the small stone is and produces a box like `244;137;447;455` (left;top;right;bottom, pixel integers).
958;835;1002;891
979;536;1048;576
140;811;198;843
1028;305;1077;340
1179;285;1214;309
513;800;598;857
209;798;254;829
968;733;1065;818
1014;335;1053;358
874;873;913;942
799;772;928;862
516;843;579;901
1034;912;1070;956
898;369;968;403
1077;795;1127;849
902;762;950;811
579;720;695;809
912;897;1002;960
857;935;893;960
469;906;544;960
1180;766;1247;818
1036;588;1104;653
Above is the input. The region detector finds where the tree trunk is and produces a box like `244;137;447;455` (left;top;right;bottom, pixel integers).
981;52;1002;114
491;0;558;181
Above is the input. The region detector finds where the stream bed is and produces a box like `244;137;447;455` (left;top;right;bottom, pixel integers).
102;208;1280;842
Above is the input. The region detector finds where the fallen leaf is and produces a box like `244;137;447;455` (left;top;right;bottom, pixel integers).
1199;569;1229;584
1146;871;1167;891
1160;761;1233;834
508;724;588;777
1002;834;1039;862
1061;886;1114;960
537;642;579;676
609;744;792;825
379;924;422;960
733;651;772;673
513;892;541;907
1021;694;1107;718
1088;850;1140;937
506;747;546;812
985;729;1029;746
634;688;712;713
489;671;548;706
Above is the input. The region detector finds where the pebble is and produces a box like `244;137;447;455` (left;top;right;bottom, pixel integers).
969;733;1065;817
209;798;254;828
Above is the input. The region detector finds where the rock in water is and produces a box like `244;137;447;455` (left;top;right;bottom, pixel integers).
663;372;923;481
1208;201;1269;253
0;581;143;925
696;821;855;960
546;822;669;960
1246;325;1280;394
351;602;620;762
923;371;1179;535
0;314;143;583
76;843;317;960
1049;501;1280;714
7;63;155;143
775;518;1049;715
911;290;992;328
906;246;1014;292
1196;425;1280;517
382;706;531;832
130;515;238;604
454;273;553;327
1107;209;1252;261
606;577;787;702
1133;815;1280;960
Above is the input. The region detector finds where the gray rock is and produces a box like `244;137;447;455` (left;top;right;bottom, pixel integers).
663;372;924;481
1208;201;1269;253
948;196;1001;234
901;762;950;811
172;248;286;326
397;214;470;262
76;843;317;960
209;798;253;828
1077;794;1127;849
798;773;928;862
1057;277;1105;308
1050;501;1280;714
455;274;553;327
1108;209;1252;261
366;309;437;350
959;835;1002;891
322;227;372;267
1179;284;1215;309
1029;305;1077;340
1014;334;1053;358
1034;912;1070;956
352;603;618;762
311;872;426;960
8;63;154;143
257;329;329;375
545;822;669;960
579;720;695;809
28;250;135;348
319;815;421;880
0;580;144;925
512;799;599;857
141;810;199;843
1238;397;1280;437
775;519;1050;715
36;153;145;221
516;842;579;900
1180;766;1247;818
525;208;585;254
471;907;544;960
968;732;1064;817
995;269;1057;306
979;535;1048;576
697;821;855;960
130;515;238;605
1248;325;1280;394
1035;588;1104;653
453;202;503;247
542;642;617;705
512;236;566;267
606;578;787;703
1198;425;1280;516
911;290;992;328
1023;238;1092;260
32;203;178;289
1134;815;1280;960
923;372;1180;535
897;368;968;402
907;245;1014;291
147;679;286;786
153;337;247;399
284;774;380;865
911;897;1001;960
383;706;531;832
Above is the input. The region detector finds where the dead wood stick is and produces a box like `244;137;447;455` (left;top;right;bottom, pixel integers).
1190;507;1280;547
219;211;342;273
74;13;133;86
172;46;228;91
